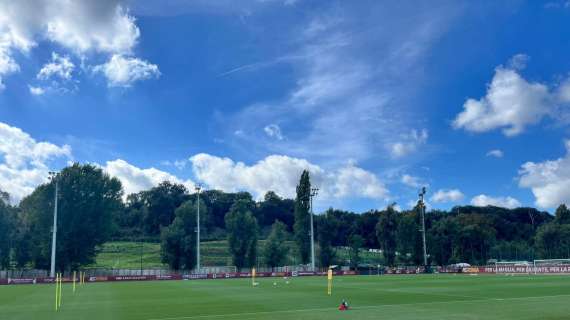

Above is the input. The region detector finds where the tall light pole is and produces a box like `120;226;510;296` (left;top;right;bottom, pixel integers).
195;184;202;272
49;171;59;278
418;187;428;268
309;187;319;271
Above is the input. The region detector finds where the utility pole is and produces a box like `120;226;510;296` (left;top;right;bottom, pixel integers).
195;184;202;272
418;187;428;268
309;187;319;271
49;171;59;278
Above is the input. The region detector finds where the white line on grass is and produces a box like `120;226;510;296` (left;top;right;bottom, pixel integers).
144;293;570;320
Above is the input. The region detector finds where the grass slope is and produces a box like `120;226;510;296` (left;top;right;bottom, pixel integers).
2;275;570;319
92;241;384;269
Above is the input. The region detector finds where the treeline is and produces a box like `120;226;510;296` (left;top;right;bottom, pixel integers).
0;163;569;272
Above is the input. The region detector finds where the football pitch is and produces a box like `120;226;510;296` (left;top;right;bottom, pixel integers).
1;275;570;320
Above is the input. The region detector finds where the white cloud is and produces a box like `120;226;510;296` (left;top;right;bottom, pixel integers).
0;0;157;89
401;174;423;188
431;189;464;203
508;53;529;70
470;194;521;209
0;122;71;203
264;124;284;140
93;54;160;87
29;86;45;96
486;149;504;158
453;57;557;136
103;159;194;197
37;52;74;80
190;153;388;201
389;129;428;158
518;140;570;208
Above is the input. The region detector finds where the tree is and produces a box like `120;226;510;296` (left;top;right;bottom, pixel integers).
18;164;123;271
396;210;422;265
225;199;258;270
348;234;364;270
376;205;398;266
263;220;289;269
317;211;337;268
455;213;496;264
141;181;189;236
160;199;205;270
258;191;295;231
555;204;570;225
0;196;14;269
429;216;459;265
294;170;311;264
535;222;570;259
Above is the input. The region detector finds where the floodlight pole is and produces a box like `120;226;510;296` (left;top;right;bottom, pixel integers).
49;172;59;278
418;187;428;267
309;188;319;271
195;184;202;272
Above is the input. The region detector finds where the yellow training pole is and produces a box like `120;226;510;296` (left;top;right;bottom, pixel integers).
327;268;333;296
73;271;76;293
54;273;59;311
252;268;256;286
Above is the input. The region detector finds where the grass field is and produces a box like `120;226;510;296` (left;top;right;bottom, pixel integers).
91;241;384;269
2;274;570;319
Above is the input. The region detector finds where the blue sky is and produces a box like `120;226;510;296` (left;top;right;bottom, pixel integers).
1;0;570;213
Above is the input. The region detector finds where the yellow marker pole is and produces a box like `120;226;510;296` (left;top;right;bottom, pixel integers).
252;268;256;286
54;273;59;311
327;268;333;296
73;271;76;293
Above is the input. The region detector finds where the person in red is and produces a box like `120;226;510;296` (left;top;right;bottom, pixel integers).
338;299;349;311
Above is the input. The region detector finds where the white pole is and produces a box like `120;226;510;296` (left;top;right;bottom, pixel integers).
310;188;318;271
310;196;315;271
50;174;58;278
419;187;428;267
196;185;201;272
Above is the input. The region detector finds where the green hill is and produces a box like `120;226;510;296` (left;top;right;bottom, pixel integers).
91;240;383;269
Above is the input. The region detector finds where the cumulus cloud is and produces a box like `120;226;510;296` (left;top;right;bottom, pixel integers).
453;64;551;136
0;122;72;203
29;86;45;96
470;194;521;208
389;129;428;158
486;149;504;158
103;159;194;197
0;0;157;89
452;55;570;136
264;124;284;140
190;153;388;201
518;140;570;208
401;174;424;188
431;189;464;203
93;54;160;87
37;52;74;80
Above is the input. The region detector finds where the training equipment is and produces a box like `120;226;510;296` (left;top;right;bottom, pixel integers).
327;268;333;296
495;261;531;275
251;268;256;287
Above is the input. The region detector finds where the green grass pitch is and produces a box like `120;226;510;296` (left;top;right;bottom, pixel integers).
1;275;570;319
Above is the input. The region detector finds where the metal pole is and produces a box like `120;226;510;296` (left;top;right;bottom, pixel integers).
50;173;59;278
310;195;315;271
419;187;428;267
310;188;318;271
196;185;201;272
